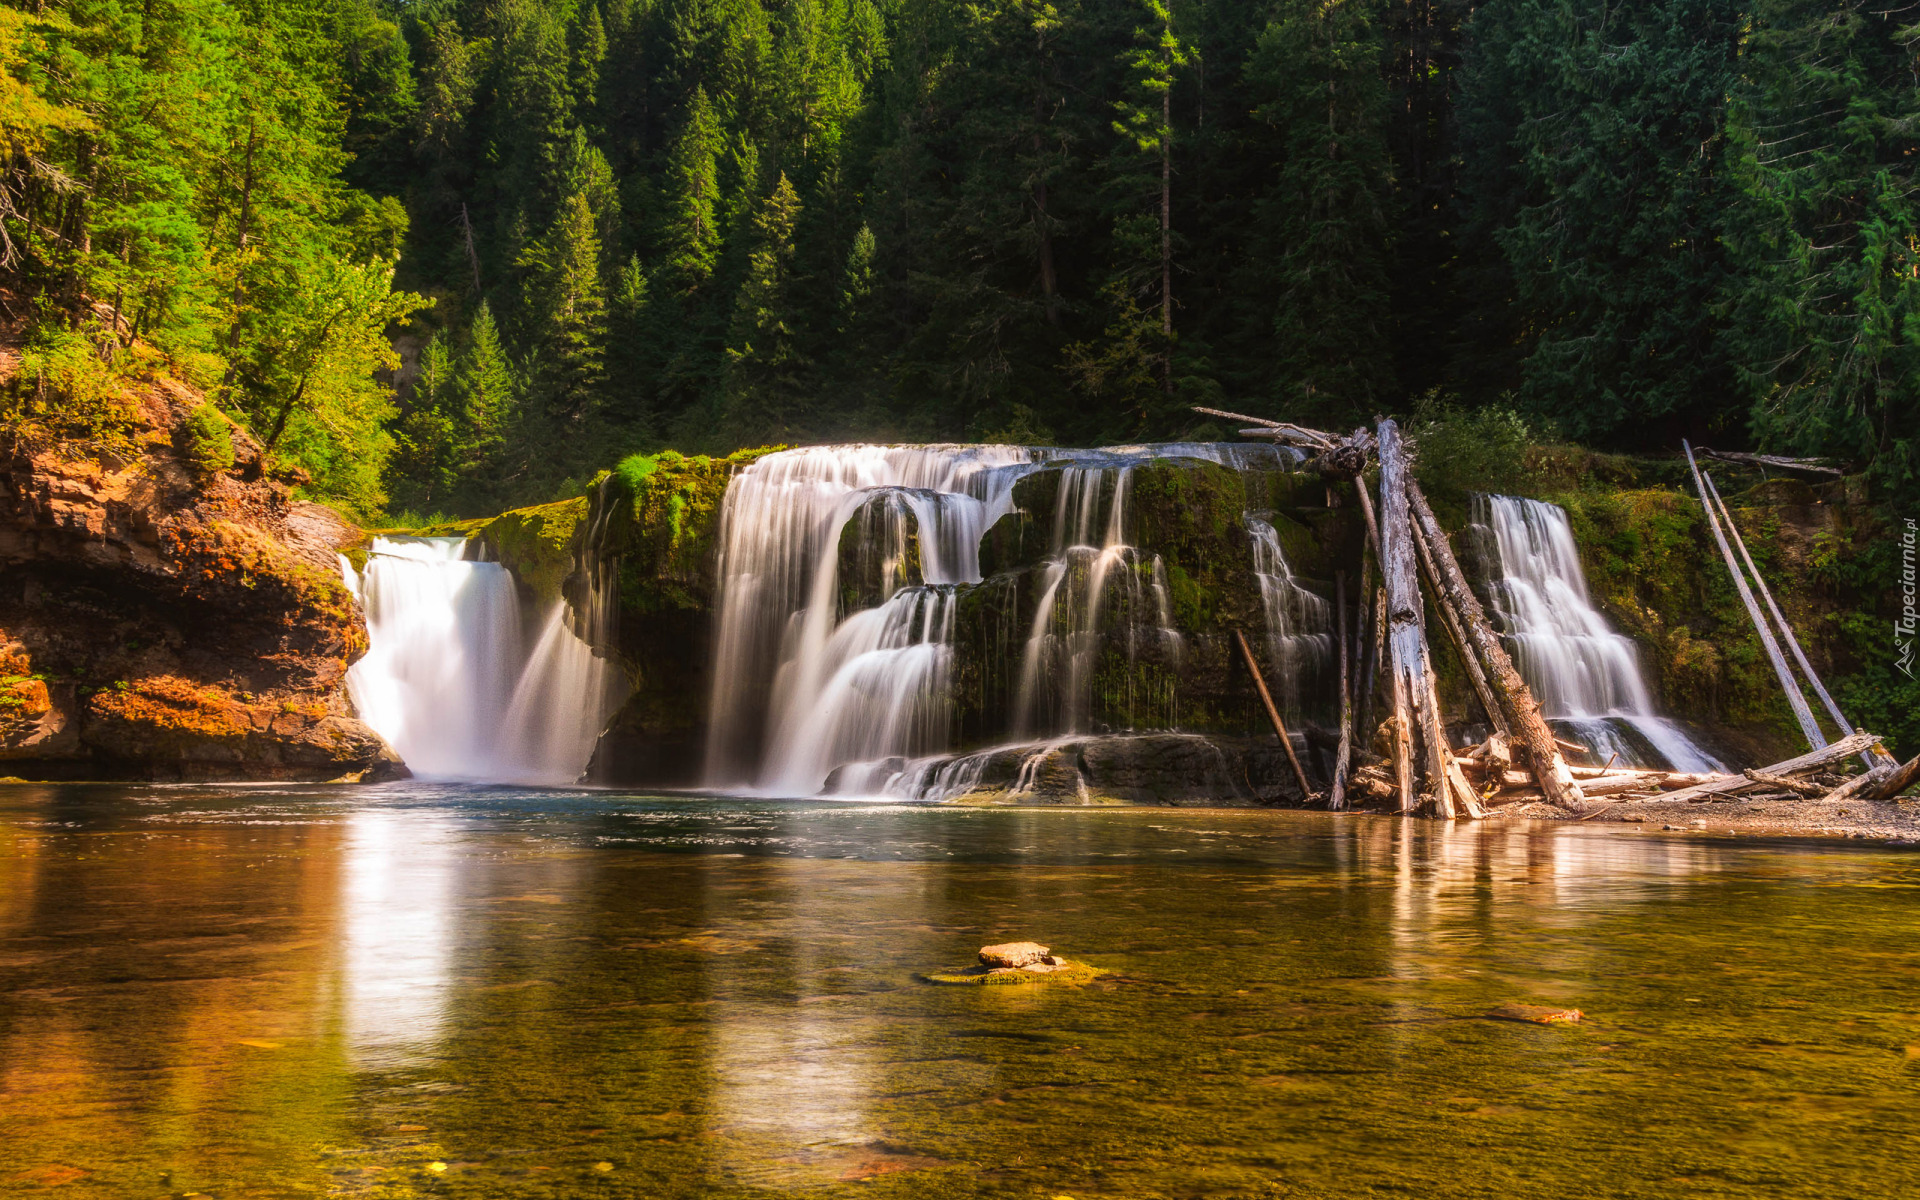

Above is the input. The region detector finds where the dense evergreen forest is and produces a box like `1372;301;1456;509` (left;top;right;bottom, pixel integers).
0;0;1914;518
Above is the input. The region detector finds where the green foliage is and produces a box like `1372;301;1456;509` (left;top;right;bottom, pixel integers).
181;404;236;480
0;0;427;520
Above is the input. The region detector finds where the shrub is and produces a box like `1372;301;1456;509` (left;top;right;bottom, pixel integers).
181;404;236;480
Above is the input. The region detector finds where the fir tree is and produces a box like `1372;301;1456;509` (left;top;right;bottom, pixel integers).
1250;0;1394;427
661;86;723;293
724;172;808;436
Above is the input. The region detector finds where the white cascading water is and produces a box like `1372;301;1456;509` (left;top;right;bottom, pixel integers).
705;442;1322;798
343;537;625;785
705;445;1036;792
1473;496;1721;772
1247;515;1332;716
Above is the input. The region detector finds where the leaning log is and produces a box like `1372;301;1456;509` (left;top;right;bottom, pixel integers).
1234;629;1313;800
1378;420;1434;813
1403;473;1586;811
1684;442;1826;750
1702;470;1881;770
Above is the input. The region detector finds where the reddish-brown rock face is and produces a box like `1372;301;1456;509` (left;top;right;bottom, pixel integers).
0;373;398;780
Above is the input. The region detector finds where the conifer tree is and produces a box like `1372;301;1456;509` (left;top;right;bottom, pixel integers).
661;86;723;292
1725;0;1920;499
1250;0;1394;427
519;188;609;431
724;172;808;435
1111;0;1194;396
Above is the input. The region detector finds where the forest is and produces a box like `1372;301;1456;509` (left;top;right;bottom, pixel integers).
0;0;1914;519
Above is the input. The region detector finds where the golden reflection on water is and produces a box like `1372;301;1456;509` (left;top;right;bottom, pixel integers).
0;788;1913;1198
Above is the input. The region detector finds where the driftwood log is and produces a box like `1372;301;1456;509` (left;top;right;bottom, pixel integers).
1377;420;1436;813
1695;447;1844;477
1658;732;1878;804
1702;471;1882;771
1403;473;1585;811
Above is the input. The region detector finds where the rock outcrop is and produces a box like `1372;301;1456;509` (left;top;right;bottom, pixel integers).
0;354;397;780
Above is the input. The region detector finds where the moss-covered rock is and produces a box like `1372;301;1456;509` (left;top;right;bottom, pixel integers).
473;496;588;606
582;446;783;784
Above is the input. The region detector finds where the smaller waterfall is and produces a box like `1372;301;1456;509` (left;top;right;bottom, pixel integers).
1247;515;1332;716
344;537;625;785
1472;496;1720;772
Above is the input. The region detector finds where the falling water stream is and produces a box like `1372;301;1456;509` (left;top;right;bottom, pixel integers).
343;537;625;785
704;443;1322;799
1473;495;1721;772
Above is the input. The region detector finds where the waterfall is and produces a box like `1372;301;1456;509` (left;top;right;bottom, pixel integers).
1472;496;1721;772
1247;515;1332;716
706;441;1322;799
704;445;1037;790
343;536;625;785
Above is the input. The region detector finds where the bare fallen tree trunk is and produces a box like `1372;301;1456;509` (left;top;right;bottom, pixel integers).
1867;753;1920;801
1658;732;1878;804
1684;441;1826;750
1402;474;1585;811
1695;447;1843;477
1378;420;1434;813
1701;470;1881;770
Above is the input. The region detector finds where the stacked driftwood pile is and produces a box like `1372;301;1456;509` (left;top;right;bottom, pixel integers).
1194;406;1916;820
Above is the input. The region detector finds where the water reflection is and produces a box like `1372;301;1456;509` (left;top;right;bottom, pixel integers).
338;809;461;1068
0;786;1912;1200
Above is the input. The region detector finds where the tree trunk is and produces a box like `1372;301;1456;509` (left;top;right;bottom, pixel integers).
1377;420;1427;812
1402;471;1586;811
1412;514;1506;737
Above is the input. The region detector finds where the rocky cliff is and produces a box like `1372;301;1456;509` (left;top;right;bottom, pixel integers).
0;350;398;780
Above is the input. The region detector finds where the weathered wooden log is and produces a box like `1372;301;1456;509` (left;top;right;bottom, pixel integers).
1402;471;1586;811
1867;753;1920;801
1702;471;1881;770
1684;442;1826;750
1366;586;1386;757
1191;405;1338;449
1742;769;1826;798
1378;420;1431;813
1821;764;1895;805
1695;447;1843;477
1420;668;1459;818
1331;571;1352;812
1234;629;1313;800
1657;732;1879;804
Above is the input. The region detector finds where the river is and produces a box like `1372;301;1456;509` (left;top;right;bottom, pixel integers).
1;782;1915;1197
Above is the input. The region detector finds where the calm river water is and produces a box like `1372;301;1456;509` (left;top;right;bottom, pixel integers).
1;783;1916;1198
